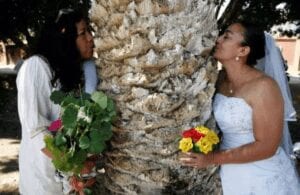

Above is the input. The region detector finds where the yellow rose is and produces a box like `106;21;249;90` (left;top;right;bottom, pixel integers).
179;137;193;153
195;125;210;134
195;137;213;154
205;131;220;145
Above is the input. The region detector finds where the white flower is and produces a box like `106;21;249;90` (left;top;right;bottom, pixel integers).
77;107;92;123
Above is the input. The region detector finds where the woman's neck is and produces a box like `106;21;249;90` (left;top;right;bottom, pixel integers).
224;62;253;90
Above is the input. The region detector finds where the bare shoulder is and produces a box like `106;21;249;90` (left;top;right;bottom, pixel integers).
247;74;283;106
254;75;281;95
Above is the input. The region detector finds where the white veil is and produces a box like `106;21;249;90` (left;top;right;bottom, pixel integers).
256;32;296;157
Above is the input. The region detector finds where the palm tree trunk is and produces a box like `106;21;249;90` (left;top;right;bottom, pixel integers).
90;0;221;194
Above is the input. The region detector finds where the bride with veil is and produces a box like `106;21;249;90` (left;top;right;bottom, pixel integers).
180;21;300;195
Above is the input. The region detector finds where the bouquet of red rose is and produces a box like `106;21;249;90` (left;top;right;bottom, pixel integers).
178;125;219;154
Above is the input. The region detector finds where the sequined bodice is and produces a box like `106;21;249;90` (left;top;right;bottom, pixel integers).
213;93;255;149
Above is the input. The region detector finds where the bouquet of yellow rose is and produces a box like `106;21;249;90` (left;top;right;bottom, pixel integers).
178;125;219;154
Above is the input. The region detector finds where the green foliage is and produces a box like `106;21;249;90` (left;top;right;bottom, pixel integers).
50;90;67;104
0;0;299;51
62;104;79;130
0;0;91;52
83;188;93;195
217;0;300;37
45;90;116;175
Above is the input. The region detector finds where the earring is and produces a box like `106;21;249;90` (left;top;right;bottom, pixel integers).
235;56;240;61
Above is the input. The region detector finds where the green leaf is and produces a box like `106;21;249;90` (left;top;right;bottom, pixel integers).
102;115;114;123
109;110;117;118
53;152;74;172
91;91;108;109
54;132;67;146
89;104;101;114
50;91;67;104
65;127;76;137
82;100;92;108
81;93;91;101
44;135;54;147
88;130;107;153
88;130;112;154
90;121;113;140
107;98;115;112
99;122;113;140
69;149;87;168
83;188;93;195
89;141;106;154
79;135;90;149
90;130;102;141
62;104;78;129
61;96;80;107
193;144;201;153
44;135;66;159
91;120;101;131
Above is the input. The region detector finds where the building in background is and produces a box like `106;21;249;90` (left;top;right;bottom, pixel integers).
275;37;300;77
0;40;25;66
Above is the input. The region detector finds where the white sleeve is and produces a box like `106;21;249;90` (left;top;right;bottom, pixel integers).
17;56;63;194
16;56;58;136
83;59;98;94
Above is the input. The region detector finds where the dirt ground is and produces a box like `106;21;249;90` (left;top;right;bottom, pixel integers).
0;73;20;195
0;73;300;195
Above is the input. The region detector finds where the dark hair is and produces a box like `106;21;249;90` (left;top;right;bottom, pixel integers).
237;21;265;66
34;9;88;92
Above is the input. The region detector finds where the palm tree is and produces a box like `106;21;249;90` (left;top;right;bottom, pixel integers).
90;0;221;194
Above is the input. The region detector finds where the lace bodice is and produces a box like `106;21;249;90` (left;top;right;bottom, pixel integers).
213;93;255;149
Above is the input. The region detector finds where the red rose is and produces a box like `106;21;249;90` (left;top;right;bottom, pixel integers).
48;119;62;132
182;128;205;142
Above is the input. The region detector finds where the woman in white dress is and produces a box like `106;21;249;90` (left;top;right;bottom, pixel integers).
17;9;94;194
180;21;300;194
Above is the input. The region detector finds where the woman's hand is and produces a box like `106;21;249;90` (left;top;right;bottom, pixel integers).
179;152;213;168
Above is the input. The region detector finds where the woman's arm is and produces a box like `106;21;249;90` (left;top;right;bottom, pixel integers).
16;56;56;135
181;77;284;167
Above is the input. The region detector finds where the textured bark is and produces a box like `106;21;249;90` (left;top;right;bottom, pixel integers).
90;0;221;194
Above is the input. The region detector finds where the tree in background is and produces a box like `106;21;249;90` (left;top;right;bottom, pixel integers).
0;0;91;55
216;0;300;36
0;0;299;55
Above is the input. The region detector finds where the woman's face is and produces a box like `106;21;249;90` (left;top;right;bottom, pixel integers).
213;23;246;62
76;19;94;60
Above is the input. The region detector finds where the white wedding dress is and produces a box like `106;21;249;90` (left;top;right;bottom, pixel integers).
213;93;300;195
17;56;63;195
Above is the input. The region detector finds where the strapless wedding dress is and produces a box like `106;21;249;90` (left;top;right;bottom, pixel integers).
213;93;300;195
